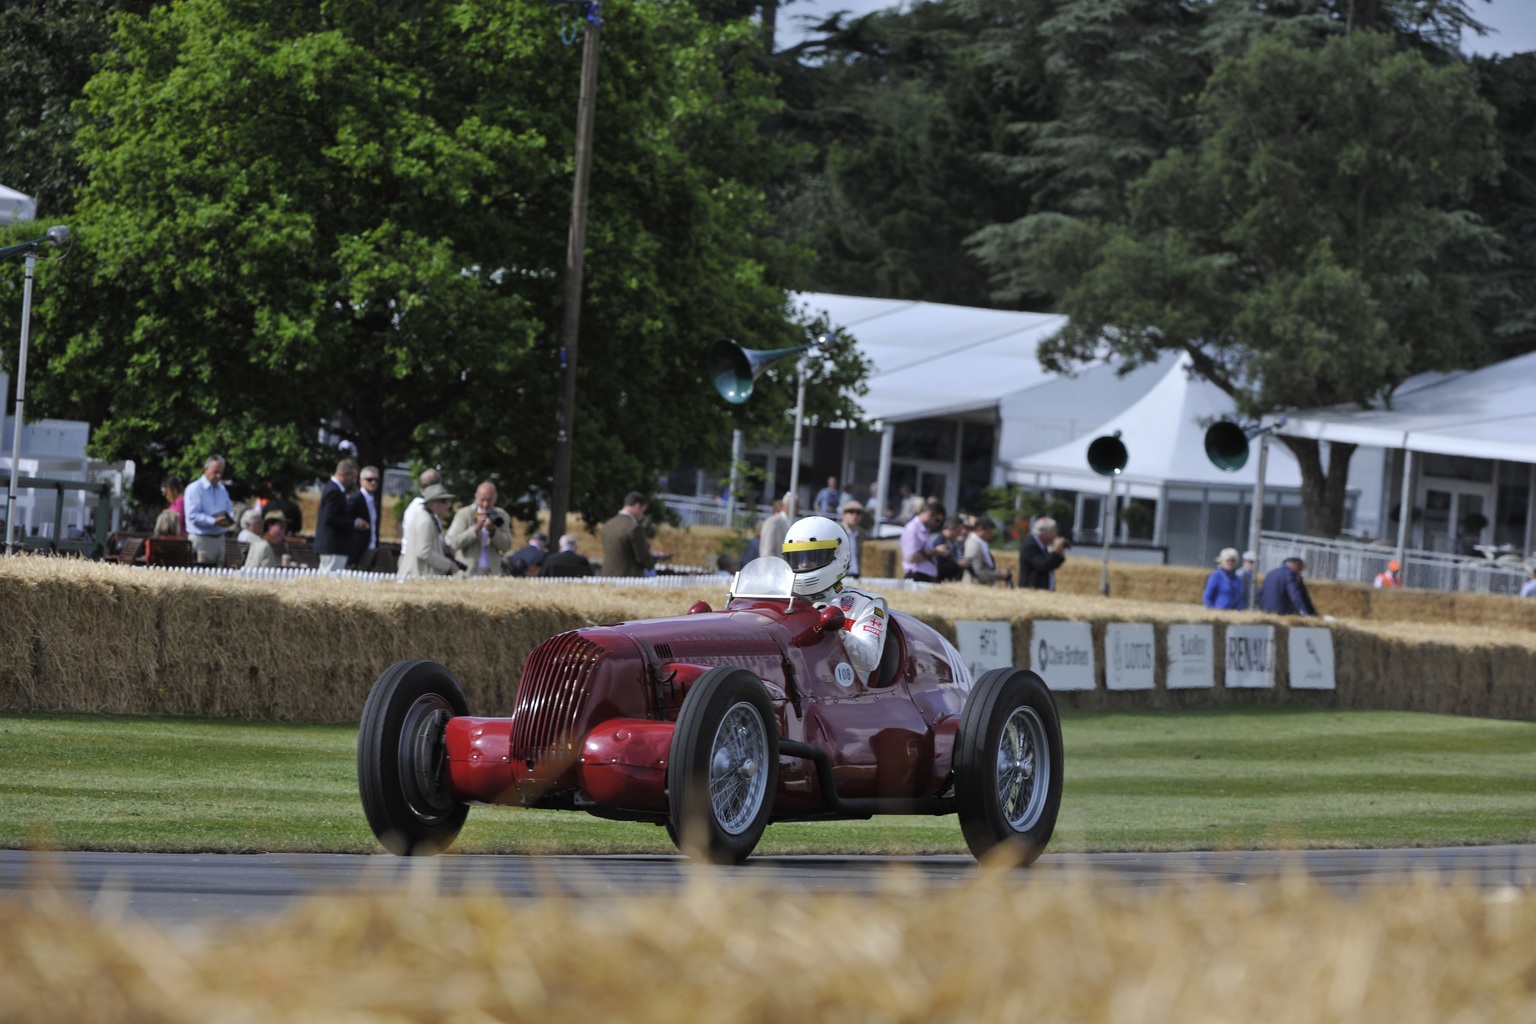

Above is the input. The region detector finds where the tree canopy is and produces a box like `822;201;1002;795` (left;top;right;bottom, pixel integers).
2;0;867;521
1013;29;1502;533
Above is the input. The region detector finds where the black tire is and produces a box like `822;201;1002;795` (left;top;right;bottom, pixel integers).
666;666;778;865
357;659;471;856
954;667;1063;865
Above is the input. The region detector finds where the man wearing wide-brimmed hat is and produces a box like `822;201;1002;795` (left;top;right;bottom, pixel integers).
398;483;460;579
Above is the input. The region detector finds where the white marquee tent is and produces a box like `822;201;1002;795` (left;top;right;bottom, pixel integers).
1278;349;1536;462
0;184;36;227
792;294;1069;423
1005;352;1304;498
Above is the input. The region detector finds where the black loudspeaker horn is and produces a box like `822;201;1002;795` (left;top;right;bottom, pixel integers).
1204;421;1252;472
1087;432;1128;477
709;338;814;404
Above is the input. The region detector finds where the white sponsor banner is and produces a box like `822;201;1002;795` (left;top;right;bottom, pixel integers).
955;621;1013;684
1288;627;1336;690
1031;621;1096;691
1105;623;1156;691
1225;624;1276;689
1166;624;1215;690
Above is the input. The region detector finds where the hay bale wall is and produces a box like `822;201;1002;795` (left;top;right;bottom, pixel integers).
1;559;1533;723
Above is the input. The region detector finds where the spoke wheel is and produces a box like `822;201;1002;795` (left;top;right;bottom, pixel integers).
954;668;1063;865
358;660;471;856
667;667;778;864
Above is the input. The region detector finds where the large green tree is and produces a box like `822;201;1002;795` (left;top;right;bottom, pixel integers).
3;0;866;521
1015;29;1501;535
0;0;161;216
765;0;1045;306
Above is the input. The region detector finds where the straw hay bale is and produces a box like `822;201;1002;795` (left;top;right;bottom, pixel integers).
3;557;1536;722
4;874;1536;1023
0;566;40;708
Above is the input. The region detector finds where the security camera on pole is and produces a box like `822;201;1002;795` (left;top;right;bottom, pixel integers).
3;225;70;556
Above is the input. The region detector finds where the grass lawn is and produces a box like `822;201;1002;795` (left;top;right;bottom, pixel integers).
1;707;1533;855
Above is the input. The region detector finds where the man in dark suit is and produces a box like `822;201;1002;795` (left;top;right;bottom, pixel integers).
347;465;382;570
1019;516;1068;590
503;531;549;576
540;533;595;577
601;491;667;576
314;457;360;572
1257;556;1318;616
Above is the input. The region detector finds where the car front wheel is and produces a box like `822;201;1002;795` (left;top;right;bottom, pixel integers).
954;667;1062;865
357;659;471;856
666;666;778;865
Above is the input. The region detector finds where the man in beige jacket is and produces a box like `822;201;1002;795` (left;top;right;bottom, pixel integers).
447;481;514;576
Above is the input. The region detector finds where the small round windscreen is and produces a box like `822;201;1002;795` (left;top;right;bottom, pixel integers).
782;539;838;573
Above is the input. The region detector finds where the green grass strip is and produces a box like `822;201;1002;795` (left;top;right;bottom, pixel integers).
2;708;1533;855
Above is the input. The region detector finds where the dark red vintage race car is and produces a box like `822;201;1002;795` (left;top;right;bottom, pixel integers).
358;558;1063;864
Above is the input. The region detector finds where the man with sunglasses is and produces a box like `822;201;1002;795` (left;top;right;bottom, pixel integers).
348;465;383;571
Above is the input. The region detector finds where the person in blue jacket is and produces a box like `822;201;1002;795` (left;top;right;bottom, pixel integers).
1203;547;1247;610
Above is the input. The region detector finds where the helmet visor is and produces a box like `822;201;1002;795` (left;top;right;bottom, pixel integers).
782;537;839;573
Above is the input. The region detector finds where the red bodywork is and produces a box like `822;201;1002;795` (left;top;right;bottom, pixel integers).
440;595;971;822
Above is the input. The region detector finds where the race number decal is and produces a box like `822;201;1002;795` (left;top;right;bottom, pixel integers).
835;662;856;687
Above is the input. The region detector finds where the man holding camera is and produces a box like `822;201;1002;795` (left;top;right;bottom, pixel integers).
447;480;513;575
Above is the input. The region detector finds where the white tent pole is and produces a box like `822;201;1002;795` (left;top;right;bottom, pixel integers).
787;353;808;518
874;422;893;531
5;252;36;556
1100;475;1115;596
1394;448;1414;579
1245;434;1269;609
727;428;743;528
1525;463;1535;558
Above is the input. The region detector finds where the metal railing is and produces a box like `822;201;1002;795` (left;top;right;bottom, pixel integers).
657;492;770;529
1259;531;1531;595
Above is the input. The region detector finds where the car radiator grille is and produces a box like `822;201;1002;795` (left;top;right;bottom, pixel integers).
510;632;600;764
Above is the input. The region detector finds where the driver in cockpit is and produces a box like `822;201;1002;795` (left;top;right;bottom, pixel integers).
781;515;889;680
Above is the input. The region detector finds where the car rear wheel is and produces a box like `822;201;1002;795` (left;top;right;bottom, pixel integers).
954;667;1062;865
357;659;471;856
667;666;778;865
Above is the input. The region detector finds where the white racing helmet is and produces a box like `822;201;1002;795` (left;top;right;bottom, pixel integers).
781;515;850;596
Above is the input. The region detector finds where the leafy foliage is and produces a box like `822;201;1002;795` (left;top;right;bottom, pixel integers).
1;0;867;520
1018;30;1502;534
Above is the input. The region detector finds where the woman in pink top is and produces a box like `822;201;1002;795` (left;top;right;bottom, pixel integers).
160;474;186;535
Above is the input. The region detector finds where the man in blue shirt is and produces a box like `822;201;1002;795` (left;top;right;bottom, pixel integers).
184;455;234;565
813;476;841;517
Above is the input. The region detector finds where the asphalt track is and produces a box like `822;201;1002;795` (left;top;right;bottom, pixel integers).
3;846;1534;926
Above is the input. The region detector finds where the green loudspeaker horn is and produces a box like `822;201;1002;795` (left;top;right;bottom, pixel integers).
1204;421;1251;472
709;338;815;405
1087;431;1128;477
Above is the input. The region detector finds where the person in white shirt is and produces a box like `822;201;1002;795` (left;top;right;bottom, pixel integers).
399;467;441;545
236;508;263;545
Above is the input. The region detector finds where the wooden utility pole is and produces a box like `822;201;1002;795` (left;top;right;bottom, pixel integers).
549;1;601;540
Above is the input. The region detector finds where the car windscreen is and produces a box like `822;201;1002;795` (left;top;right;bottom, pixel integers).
728;556;794;601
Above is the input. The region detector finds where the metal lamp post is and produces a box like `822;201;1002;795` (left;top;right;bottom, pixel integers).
3;225;69;556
